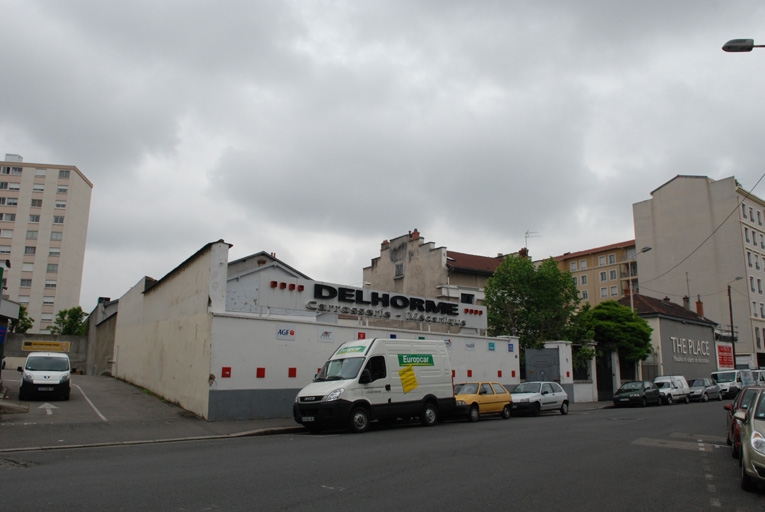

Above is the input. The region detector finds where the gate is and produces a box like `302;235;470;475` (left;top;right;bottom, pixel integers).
525;347;560;382
596;351;614;401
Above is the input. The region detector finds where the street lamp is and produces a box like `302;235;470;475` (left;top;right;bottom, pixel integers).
722;39;765;52
728;276;744;369
629;246;652;312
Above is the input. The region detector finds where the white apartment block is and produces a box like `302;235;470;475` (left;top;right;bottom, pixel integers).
633;175;765;369
0;154;92;333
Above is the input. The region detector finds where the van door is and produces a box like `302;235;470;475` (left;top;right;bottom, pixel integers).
361;355;392;419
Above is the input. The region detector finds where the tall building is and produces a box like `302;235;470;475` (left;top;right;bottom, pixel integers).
0;154;92;332
633;175;763;368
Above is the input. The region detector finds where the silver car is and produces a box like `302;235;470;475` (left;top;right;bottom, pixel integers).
688;378;722;402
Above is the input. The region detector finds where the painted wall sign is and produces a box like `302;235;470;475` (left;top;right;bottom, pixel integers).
22;340;70;352
488;342;495;351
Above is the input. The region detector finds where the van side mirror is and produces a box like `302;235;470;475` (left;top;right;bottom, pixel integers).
359;369;371;384
17;366;22;372
71;368;76;374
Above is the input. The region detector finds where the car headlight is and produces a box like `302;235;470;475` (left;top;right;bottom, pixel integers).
294;394;300;403
456;400;466;406
326;387;345;402
518;398;529;403
630;393;640;398
752;431;765;455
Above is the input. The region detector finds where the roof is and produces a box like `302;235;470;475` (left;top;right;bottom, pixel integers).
617;294;717;327
446;250;505;274
554;240;635;261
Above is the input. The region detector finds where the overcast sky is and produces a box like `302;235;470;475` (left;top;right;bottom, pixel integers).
2;1;765;312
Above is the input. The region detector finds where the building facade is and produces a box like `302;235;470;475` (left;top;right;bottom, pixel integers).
0;154;92;332
633;175;765;368
554;240;644;306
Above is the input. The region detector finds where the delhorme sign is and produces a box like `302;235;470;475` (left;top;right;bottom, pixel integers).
258;271;487;330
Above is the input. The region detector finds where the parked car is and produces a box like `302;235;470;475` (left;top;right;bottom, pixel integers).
725;386;764;459
454;382;512;422
509;381;569;416
688;378;722;402
712;370;755;399
654;375;690;404
613;381;662;407
17;352;73;401
734;388;765;491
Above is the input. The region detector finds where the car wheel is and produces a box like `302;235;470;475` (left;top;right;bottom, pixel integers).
531;402;541;417
742;453;757;492
560;401;569;415
420;402;438;427
468;404;480;422
702;393;709;402
666;395;673;405
718;392;723;401
501;404;511;419
641;397;647;408
727;429;733;446
349;407;370;433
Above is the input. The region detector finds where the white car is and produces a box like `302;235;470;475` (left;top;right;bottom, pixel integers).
510;381;569;416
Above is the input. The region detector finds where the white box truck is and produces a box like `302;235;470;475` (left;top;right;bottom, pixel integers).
293;338;455;433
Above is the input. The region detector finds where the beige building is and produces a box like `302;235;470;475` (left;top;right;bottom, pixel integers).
633;175;764;368
554;240;645;306
0;154;92;332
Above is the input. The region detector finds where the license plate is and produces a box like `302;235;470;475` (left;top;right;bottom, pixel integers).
302;416;315;422
38;387;54;391
619;398;629;402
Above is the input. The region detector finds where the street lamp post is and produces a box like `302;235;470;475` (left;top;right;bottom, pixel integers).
728;276;744;370
629;246;652;311
722;39;765;52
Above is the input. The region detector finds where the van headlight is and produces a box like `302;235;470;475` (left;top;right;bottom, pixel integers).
60;373;70;384
23;372;33;383
326;387;345;402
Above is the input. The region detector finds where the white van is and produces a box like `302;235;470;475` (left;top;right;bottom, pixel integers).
293;338;455;433
653;375;690;404
17;352;73;401
711;369;755;399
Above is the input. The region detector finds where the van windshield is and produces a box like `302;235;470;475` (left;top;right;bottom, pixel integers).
713;372;736;383
314;357;364;382
25;356;69;372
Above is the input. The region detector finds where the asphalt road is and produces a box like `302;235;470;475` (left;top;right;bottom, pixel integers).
1;371;764;511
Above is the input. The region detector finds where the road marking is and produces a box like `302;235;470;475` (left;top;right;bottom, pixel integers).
633;437;717;451
39;403;57;415
73;383;108;422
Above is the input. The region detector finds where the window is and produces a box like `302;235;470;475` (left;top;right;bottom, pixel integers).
752;277;756;292
761;303;765;318
20;279;31;287
53;216;64;224
43;297;54;305
30;199;42;208
0;167;8;175
58;169;70;179
0;198;5;205
759;211;763;226
570;261;577;271
579;260;587;270
7;198;17;206
600;287;608;298
581;290;589;300
8;183;20;191
41;313;53;322
0;246;10;254
598;256;606;266
610;286;618;296
751;207;755;222
754;302;759;317
32;184;44;192
746;228;751;243
749;252;753;267
755;232;759;246
0;213;14;221
24;246;35;255
394;263;404;277
50;231;62;241
609;270;617;281
29;215;39;223
608;254;616;264
599;271;607;282
572;276;578;286
17;295;29;304
44;280;56;289
758;278;762;294
744;203;749;217
0;182;8;190
26;230;37;240
0;229;13;238
46;263;58;273
460;293;474;304
581;275;588;285
55;200;66;209
35;168;46;177
757;255;761;271
11;167;21;175
49;247;60;257
57;185;68;194
22;263;33;271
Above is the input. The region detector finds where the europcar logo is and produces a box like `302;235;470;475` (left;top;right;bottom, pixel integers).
337;346;365;355
398;354;435;366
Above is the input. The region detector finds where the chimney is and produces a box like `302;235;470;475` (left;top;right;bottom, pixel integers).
683;295;690;310
411;228;420;240
381;240;390;250
662;296;671;303
696;295;704;317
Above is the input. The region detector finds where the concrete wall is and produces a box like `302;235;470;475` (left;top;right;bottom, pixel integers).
3;332;87;371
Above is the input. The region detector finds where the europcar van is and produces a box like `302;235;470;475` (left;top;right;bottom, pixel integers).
17;352;73;401
293;338;455;433
653;375;690;404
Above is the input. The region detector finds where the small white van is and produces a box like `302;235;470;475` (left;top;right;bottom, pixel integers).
293;338;455;433
17;352;73;401
653;375;690;404
711;369;755;398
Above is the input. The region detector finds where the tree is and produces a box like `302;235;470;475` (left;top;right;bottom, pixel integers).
483;255;580;348
9;305;34;333
47;306;89;335
584;300;652;363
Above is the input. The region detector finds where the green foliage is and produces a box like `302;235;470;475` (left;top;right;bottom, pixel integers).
484;255;580;348
9;305;34;334
584;300;653;363
47;306;89;335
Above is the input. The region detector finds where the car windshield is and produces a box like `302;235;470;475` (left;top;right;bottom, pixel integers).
25;356;69;372
690;379;706;387
457;383;479;394
313;357;364;382
713;372;735;383
513;382;541;393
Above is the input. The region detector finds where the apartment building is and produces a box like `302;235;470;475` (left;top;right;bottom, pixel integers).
555;240;643;306
633;175;764;368
0;154;92;333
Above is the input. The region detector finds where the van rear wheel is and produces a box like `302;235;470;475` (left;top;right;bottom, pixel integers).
349;407;370;433
420;402;438;426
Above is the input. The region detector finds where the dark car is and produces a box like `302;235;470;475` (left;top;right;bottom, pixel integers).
613;380;662;407
688;378;722;402
725;386;764;458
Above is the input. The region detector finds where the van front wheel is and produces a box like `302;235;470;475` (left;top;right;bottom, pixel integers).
349;407;370;433
420;402;438;426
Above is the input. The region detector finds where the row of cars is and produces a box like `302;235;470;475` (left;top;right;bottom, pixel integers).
612;372;753;408
453;381;569;421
